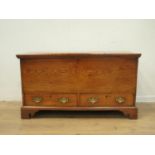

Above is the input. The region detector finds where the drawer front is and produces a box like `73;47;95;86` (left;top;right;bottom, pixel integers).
24;93;77;107
79;94;134;107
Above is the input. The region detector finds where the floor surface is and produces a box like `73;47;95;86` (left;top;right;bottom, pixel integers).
0;102;154;135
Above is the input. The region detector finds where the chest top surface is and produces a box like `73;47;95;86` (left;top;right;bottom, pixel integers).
16;51;141;59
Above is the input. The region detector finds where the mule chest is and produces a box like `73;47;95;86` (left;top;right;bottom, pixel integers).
17;52;141;119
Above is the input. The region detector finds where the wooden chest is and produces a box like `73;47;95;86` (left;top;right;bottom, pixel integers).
17;52;141;119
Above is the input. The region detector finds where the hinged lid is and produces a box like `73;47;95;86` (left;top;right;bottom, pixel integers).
16;51;141;59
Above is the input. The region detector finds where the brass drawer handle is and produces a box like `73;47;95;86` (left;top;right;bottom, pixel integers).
88;97;98;104
58;97;70;104
115;96;126;104
32;96;43;103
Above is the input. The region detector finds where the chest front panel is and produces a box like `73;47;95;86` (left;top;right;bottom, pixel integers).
21;59;78;93
77;57;137;93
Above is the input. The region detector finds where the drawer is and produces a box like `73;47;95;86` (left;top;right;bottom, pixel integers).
79;94;134;107
24;93;77;107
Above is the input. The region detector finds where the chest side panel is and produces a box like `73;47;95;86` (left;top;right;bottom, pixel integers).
21;58;77;93
77;57;138;93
